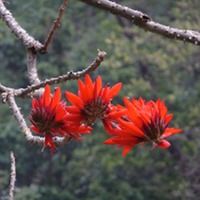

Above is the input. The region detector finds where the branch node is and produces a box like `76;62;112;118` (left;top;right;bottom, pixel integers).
1;92;9;103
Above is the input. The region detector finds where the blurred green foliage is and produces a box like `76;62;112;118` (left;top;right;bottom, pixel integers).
1;0;200;199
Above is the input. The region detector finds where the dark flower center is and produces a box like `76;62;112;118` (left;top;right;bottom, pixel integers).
29;106;64;133
81;97;108;126
142;113;166;142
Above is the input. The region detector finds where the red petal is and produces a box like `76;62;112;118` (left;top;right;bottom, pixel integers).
104;137;139;146
118;118;145;137
32;98;38;108
55;105;67;121
156;99;167;117
93;76;102;98
45;133;55;148
99;85;109;103
157;140;171;148
84;74;93;101
123;98;138;120
65;91;84;108
163;128;182;138
124;98;150;129
65;106;80;114
65;114;83;122
30;125;42;134
105;109;127;120
102;120;117;136
164;114;173;126
102;120;128;136
65;124;92;134
104;137;139;156
107;82;122;101
78;79;89;102
50;87;61;109
42;84;51;106
104;138;116;144
122;146;133;156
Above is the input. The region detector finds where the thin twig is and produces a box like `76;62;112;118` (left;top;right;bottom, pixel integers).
27;49;41;85
14;50;107;97
7;94;71;146
80;0;200;45
9;151;16;200
0;51;106;99
0;0;44;51
42;0;69;53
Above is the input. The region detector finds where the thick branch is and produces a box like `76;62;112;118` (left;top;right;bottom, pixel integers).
7;94;71;147
42;0;68;53
80;0;200;45
27;49;41;85
0;0;44;51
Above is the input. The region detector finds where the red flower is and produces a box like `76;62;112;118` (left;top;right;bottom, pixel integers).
65;74;123;126
29;84;91;153
104;97;182;156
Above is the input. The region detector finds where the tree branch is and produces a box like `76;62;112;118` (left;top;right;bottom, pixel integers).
14;50;107;98
42;0;69;53
7;94;71;147
0;0;44;51
0;84;12;93
9;151;16;200
1;51;106;99
27;49;41;85
79;0;200;45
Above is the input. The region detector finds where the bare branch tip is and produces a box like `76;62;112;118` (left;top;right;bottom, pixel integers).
97;49;107;58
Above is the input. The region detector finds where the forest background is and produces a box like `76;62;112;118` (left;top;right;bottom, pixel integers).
0;0;200;199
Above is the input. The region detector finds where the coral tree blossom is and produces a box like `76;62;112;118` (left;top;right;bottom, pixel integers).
104;97;182;156
29;84;91;153
65;74;124;127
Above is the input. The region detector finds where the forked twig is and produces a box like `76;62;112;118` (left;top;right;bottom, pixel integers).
0;0;43;51
42;0;69;53
0;50;106;100
14;51;107;98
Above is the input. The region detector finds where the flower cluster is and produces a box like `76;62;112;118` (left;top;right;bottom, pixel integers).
104;97;182;156
29;84;91;153
65;74;124;127
29;75;182;155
